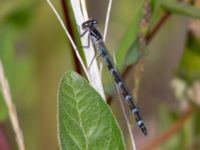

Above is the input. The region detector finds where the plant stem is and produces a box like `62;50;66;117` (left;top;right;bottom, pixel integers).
116;88;136;150
70;0;106;99
60;0;82;74
106;12;172;105
47;0;90;79
146;13;171;45
123;12;171;78
0;61;25;150
103;0;113;41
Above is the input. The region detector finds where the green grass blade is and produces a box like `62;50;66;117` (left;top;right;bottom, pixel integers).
116;2;144;70
63;1;86;64
161;1;200;19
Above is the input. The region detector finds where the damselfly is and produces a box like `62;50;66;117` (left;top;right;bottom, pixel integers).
80;19;148;136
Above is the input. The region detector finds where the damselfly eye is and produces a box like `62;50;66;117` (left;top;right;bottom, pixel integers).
82;19;97;28
82;22;89;28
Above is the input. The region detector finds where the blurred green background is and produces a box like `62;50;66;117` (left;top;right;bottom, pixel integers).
1;0;200;150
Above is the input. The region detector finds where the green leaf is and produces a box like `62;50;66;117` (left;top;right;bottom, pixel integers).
64;1;86;65
58;71;125;150
116;2;144;70
194;109;200;136
161;1;200;19
178;36;200;81
150;0;160;21
2;6;34;29
0;31;14;122
124;39;150;67
125;42;139;66
150;0;164;26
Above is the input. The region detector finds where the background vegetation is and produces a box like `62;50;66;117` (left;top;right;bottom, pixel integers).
0;0;200;150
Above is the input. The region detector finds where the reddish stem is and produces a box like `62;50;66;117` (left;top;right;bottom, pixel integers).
60;0;82;74
146;13;171;44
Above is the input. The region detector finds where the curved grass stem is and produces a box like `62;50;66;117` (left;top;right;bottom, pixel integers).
47;0;89;79
47;0;105;99
103;0;113;41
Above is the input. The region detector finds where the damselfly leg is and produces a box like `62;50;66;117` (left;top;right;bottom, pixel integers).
78;24;100;70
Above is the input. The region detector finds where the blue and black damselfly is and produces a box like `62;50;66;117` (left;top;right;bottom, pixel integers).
80;19;148;136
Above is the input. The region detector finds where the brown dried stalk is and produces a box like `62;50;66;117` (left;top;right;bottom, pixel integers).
132;0;151;99
0;61;25;150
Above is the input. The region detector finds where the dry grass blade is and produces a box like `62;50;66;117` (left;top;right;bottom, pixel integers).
116;88;136;150
46;0;90;80
48;0;105;99
80;0;89;20
0;61;25;150
71;0;106;99
112;54;136;150
103;0;113;41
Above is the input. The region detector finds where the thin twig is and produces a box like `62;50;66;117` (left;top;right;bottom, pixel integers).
47;0;90;80
109;13;170;105
124;14;171;79
122;12;171;79
47;0;105;98
146;13;171;45
113;53;136;149
0;61;25;150
108;0;192;103
124;11;174;80
146;0;186;44
132;0;151;99
103;0;113;41
140;106;194;150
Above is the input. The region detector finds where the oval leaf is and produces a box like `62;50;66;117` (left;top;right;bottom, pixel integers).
178;37;200;81
58;71;125;150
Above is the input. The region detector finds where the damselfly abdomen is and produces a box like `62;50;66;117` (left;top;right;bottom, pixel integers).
81;19;148;136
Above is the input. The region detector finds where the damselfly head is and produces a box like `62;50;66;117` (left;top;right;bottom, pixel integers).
82;19;97;28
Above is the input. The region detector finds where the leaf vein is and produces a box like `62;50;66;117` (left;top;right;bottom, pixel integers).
65;82;89;149
61;119;82;150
